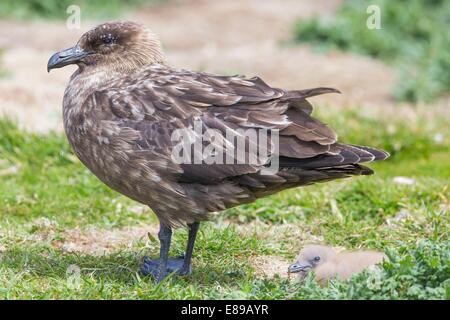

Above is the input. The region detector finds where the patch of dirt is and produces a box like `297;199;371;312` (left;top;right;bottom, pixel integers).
56;224;159;255
0;0;399;132
232;219;325;249
27;217;159;256
133;0;342;49
250;255;290;278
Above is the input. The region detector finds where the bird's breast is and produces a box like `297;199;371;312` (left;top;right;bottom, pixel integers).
63;98;184;214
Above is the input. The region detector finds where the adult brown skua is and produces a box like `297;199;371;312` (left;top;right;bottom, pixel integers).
289;244;387;286
48;21;389;282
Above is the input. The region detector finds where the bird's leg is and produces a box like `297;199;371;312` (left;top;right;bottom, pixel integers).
155;222;172;282
141;221;200;281
141;222;177;282
177;222;200;276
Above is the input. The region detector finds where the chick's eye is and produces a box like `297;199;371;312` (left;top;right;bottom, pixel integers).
314;256;321;262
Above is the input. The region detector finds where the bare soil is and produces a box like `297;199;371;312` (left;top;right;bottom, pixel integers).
250;255;290;279
0;0;395;132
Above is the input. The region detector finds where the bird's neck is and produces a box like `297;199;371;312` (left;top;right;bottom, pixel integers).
64;65;128;103
62;67;121;132
64;69;105;106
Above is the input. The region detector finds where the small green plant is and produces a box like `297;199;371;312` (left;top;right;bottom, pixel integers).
293;0;450;103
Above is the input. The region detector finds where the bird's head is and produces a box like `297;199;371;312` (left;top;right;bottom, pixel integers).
47;21;164;73
288;244;336;274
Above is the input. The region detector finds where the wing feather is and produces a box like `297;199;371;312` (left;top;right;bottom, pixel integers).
86;65;383;188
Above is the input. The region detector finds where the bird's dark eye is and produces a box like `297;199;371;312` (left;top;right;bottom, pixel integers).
101;34;117;45
314;256;321;262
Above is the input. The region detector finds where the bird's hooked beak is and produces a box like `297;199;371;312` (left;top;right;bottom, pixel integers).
47;45;92;72
288;262;312;273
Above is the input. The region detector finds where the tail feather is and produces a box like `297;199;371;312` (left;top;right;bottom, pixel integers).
284;87;341;100
349;144;390;161
283;87;341;115
279;143;389;171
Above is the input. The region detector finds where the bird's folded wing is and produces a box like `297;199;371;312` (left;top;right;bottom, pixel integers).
85;65;341;183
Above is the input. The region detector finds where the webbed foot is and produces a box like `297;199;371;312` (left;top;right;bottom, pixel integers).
141;255;191;280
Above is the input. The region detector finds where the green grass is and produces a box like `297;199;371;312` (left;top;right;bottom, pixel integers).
0;107;448;299
293;0;450;103
0;0;163;20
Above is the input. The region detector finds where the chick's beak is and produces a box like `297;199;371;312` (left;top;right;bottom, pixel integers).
47;45;92;72
288;262;312;273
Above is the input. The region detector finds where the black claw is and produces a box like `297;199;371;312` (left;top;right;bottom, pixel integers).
177;265;192;276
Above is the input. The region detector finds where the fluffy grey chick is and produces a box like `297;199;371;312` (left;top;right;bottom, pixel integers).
289;244;386;286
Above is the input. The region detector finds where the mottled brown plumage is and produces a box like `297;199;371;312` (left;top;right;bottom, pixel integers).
48;21;389;281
